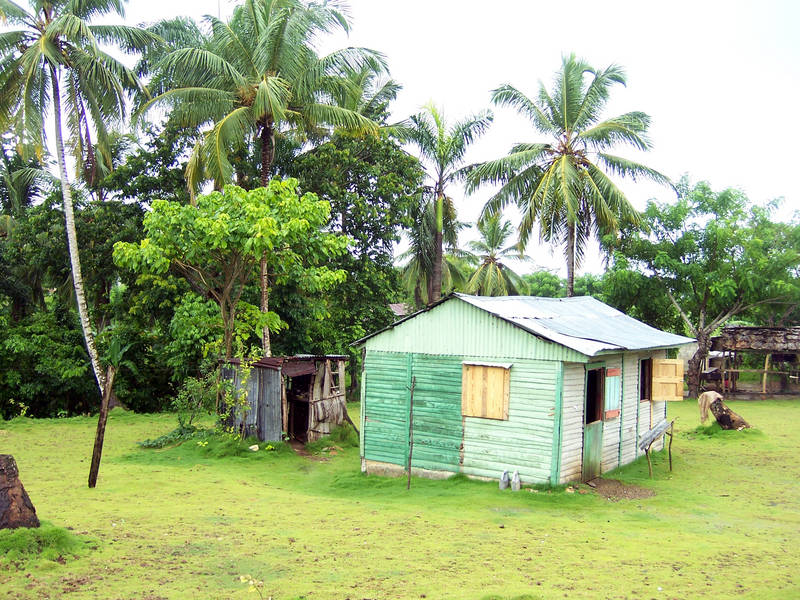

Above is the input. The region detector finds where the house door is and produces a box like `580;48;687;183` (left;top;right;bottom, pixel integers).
582;367;605;481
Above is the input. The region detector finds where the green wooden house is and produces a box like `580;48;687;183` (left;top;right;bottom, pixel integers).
354;294;693;484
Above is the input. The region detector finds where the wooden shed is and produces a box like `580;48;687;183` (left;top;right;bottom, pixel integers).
223;355;348;443
354;294;693;484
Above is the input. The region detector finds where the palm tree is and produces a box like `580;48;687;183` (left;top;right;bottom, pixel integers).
463;214;528;296
138;0;382;354
405;103;492;304
398;197;467;308
467;54;670;296
0;0;157;394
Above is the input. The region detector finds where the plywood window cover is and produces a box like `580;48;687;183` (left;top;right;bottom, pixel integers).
461;363;510;421
461;361;513;369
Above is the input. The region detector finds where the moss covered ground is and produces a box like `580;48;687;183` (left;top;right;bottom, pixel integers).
1;399;798;599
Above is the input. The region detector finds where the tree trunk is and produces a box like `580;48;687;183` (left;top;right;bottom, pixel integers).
709;395;750;430
687;332;710;399
260;256;271;357
565;222;576;297
51;66;106;397
414;282;424;309
259;122;275;355
88;365;116;488
430;194;443;304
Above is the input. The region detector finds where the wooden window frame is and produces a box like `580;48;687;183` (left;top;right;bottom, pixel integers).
639;358;653;403
604;367;621;420
461;362;511;421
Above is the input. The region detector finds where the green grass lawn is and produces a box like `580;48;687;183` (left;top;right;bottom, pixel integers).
1;399;798;599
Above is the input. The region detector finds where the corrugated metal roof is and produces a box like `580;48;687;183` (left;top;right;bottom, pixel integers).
353;294;694;357
455;294;694;356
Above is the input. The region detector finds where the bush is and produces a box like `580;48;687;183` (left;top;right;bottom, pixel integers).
0;522;92;568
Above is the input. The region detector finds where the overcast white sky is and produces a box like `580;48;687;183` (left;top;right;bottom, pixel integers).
121;0;799;275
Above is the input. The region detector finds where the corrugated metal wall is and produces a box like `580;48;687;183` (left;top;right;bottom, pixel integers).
364;298;588;363
222;365;282;442
362;350;559;483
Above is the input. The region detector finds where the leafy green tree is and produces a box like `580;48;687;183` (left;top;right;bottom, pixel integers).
287;131;422;346
138;0;380;351
522;271;565;298
468;53;669;296
405;103;493;303
95;121;195;205
114;181;348;360
613;179;800;397
0;0;158;395
463;214;528;296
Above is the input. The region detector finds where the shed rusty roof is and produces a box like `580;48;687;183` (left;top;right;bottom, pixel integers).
354;294;694;357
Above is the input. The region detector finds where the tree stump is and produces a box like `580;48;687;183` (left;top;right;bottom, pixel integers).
0;455;40;529
698;391;750;430
710;398;750;429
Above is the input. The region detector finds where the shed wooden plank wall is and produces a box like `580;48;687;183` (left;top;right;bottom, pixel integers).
362;352;408;466
560;350;671;483
362;350;559;483
461;359;557;483
621;353;640;465
559;363;586;483
601;355;623;472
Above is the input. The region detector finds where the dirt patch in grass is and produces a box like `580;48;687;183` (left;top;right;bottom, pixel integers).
589;478;655;501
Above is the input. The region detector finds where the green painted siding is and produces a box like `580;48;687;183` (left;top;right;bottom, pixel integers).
364;298;589;363
363;350;559;484
362;351;408;466
461;359;557;483
409;354;462;471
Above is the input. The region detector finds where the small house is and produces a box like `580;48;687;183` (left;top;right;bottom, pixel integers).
354;294;693;484
223;355;348;443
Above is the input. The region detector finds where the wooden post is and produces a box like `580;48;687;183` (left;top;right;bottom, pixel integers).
281;378;288;436
645;448;652;478
667;423;674;472
88;365;116;488
762;353;770;394
721;355;728;398
407;376;416;491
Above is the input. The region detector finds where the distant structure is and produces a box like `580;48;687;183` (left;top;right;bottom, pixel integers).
223;355;348;443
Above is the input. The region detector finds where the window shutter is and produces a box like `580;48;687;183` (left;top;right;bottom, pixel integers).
651;359;684;402
461;363;510;420
604;368;621;419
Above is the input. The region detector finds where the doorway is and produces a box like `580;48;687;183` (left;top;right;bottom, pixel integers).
582;366;605;481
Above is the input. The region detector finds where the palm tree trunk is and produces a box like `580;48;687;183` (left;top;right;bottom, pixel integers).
88;365;115;488
259;122;276;356
51;66;106;396
565;222;576;297
430;194;444;304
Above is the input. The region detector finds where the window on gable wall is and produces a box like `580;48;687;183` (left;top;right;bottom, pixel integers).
461;362;510;420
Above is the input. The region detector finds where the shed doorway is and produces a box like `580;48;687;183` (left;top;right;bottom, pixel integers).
582;366;605;481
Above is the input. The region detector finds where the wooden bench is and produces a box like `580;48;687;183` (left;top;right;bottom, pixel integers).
638;419;675;478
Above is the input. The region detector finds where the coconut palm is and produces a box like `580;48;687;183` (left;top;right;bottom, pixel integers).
405;103;493;304
139;0;381;193
398;197;468;308
0;0;158;394
138;0;382;354
463;214;528;296
468;54;670;296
